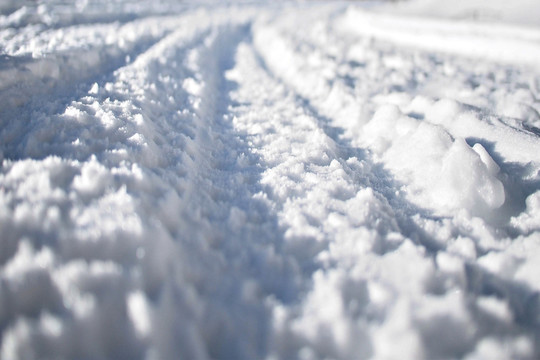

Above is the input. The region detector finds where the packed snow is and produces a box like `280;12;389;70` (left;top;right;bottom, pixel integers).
1;0;540;359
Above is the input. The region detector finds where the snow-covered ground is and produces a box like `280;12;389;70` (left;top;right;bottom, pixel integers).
384;0;540;27
1;0;540;359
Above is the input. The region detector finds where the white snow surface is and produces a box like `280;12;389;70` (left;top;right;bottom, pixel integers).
1;0;540;359
384;0;540;27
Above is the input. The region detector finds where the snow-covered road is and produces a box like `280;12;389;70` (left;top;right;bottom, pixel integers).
1;1;540;359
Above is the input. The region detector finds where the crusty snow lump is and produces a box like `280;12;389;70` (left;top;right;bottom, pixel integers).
1;0;540;359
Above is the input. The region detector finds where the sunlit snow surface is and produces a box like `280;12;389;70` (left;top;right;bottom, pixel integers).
1;0;540;359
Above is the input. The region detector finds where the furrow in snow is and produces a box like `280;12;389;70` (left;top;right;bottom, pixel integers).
251;8;540;359
0;14;221;360
254;7;540;222
227;28;422;358
252;10;433;239
0;10;291;359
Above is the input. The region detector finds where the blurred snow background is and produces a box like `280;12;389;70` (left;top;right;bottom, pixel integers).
385;0;540;26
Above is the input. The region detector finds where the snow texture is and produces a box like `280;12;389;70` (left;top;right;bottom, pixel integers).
1;0;540;359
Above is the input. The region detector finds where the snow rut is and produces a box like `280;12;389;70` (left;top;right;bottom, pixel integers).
0;11;289;360
255;9;538;358
252;8;540;359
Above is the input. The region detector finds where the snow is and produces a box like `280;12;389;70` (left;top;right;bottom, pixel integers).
1;0;540;359
384;0;540;27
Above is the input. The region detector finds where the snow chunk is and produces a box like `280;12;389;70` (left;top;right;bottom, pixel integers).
472;143;500;176
426;98;463;126
88;82;99;95
128;291;151;338
511;191;540;234
364;105;505;216
437;138;505;213
72;156;112;198
476;296;513;323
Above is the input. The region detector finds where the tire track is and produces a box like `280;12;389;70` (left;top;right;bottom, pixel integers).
252;11;434;248
0;16;229;360
0;12;300;359
252;9;540;359
224;24;416;357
